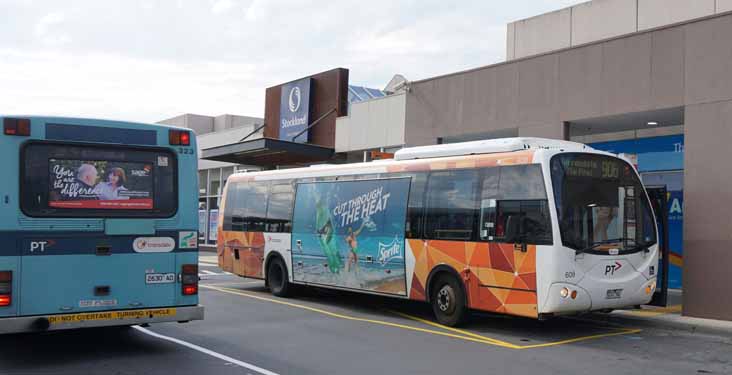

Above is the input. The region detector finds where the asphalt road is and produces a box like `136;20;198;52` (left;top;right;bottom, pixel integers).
1;254;730;375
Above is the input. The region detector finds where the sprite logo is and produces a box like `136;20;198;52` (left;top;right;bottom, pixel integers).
378;235;403;266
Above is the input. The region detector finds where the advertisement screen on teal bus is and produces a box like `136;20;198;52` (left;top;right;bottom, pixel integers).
48;159;154;210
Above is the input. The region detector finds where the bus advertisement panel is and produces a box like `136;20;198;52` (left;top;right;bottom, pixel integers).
292;178;410;295
48;159;154;209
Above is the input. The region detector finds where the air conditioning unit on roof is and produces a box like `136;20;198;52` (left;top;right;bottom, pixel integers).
393;137;590;161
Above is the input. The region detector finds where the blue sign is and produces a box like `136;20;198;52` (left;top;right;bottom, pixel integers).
589;134;684;155
279;78;311;143
666;191;683;289
291;178;411;295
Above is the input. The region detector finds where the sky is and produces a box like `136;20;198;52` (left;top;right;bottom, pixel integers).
0;0;586;123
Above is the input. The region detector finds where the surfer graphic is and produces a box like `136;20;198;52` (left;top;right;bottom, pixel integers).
315;193;341;273
345;219;367;273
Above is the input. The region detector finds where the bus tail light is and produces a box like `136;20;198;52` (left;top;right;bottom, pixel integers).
169;130;191;146
181;264;198;295
0;271;12;307
4;118;31;136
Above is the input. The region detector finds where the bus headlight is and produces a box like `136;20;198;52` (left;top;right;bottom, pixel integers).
560;287;570;298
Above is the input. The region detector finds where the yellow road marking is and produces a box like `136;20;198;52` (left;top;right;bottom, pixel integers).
202;285;514;348
515;328;642;349
389;310;518;347
203;285;641;350
392;310;641;350
625;304;682;317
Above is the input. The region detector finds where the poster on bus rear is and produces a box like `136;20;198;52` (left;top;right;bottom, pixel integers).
291;178;410;296
48;159;154;210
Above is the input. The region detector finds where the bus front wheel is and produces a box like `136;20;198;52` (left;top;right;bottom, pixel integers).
430;274;467;327
267;257;292;297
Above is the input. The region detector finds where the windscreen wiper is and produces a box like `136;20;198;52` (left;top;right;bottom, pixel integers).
576;238;637;255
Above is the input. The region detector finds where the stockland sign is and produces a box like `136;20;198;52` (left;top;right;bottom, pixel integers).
279;78;311;143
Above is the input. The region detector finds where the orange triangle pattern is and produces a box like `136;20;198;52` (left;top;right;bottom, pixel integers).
473;287;538;318
407;239;538;317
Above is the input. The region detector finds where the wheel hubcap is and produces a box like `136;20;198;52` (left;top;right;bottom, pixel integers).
437;285;455;314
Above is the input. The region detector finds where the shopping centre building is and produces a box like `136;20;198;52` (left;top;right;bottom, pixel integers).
163;0;732;320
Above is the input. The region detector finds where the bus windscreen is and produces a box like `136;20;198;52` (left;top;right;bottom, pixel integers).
48;159;154;210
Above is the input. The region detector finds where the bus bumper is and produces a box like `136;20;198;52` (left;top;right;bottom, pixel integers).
0;305;204;335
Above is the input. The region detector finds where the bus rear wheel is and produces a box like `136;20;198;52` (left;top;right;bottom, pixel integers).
430;274;467;327
267;257;292;297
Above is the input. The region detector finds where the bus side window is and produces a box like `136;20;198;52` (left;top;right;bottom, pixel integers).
223;182;248;232
424;170;479;241
245;182;269;232
497;165;547;200
223;181;269;232
485;165;552;245
406;172;427;239
492;200;552;245
375;172;426;239
479;168;499;241
493;201;522;242
266;181;295;233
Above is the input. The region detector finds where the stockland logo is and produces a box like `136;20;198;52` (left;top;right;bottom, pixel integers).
289;86;301;112
378;235;403;266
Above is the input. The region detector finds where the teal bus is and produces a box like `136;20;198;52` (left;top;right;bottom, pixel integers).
0;116;203;333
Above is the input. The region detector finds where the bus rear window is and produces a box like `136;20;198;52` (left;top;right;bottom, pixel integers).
21;142;177;218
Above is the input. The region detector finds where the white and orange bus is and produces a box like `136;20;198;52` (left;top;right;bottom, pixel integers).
217;138;658;326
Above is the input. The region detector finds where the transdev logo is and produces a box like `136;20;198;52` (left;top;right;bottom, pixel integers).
133;237;175;253
289;86;301;112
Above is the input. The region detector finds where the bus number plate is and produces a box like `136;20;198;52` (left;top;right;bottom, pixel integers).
146;273;176;284
606;289;623;299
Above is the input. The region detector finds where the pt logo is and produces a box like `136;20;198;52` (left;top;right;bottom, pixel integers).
30;240;54;253
605;261;623;276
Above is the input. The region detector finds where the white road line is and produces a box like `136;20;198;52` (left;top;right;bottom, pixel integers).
133;326;279;375
201;270;217;275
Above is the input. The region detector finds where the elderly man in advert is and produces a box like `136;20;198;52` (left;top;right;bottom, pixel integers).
76;163;99;189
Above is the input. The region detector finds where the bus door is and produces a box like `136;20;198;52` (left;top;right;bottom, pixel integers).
645;186;670;307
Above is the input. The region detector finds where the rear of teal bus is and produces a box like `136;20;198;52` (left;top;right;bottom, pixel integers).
0;116;202;334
